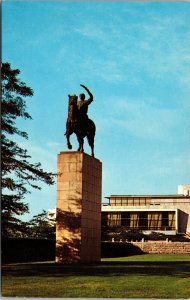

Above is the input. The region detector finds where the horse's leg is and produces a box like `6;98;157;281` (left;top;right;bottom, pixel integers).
87;121;95;157
65;129;73;150
77;134;81;151
77;136;84;152
90;139;94;157
87;134;94;157
81;138;84;153
65;120;73;150
76;131;84;153
67;134;72;149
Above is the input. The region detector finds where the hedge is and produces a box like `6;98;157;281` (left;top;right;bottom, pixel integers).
2;238;55;263
2;239;144;263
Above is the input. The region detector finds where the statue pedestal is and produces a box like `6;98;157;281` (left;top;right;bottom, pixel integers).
56;151;102;263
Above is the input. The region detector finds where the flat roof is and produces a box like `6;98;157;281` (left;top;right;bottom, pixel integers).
105;194;190;199
102;206;177;212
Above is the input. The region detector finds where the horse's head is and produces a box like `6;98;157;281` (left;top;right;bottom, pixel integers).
68;94;78;105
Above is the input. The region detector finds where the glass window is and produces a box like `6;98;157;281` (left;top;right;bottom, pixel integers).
121;197;128;206
130;213;139;228
110;197;116;206
101;213;108;226
121;212;130;227
108;213;121;227
139;212;148;229
115;197;122;206
168;212;175;230
148;212;162;230
134;198;140;206
162;212;169;229
128;198;134;206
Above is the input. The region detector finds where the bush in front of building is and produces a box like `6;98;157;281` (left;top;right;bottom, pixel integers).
101;241;144;258
102;227;146;242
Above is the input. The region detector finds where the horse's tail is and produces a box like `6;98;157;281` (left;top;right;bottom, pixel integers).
88;119;96;136
86;119;95;157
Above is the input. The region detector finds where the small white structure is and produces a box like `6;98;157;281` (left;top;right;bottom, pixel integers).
178;185;190;196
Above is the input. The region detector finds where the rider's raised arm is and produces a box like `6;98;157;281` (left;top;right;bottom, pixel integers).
80;84;93;104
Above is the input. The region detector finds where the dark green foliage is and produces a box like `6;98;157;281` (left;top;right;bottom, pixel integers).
1;62;55;237
102;226;190;242
102;226;146;241
101;241;143;258
2;237;55;263
27;210;56;239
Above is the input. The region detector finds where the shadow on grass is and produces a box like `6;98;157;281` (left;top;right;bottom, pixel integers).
2;261;190;279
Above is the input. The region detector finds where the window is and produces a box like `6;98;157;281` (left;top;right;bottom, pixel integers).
101;213;108;226
115;197;122;206
161;212;169;229
110;197;116;206
107;213;121;227
121;198;128;206
148;212;162;230
168;212;175;230
121;212;130;227
139;212;148;229
128;198;134;206
130;213;139;228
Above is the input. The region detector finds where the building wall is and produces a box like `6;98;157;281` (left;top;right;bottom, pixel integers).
132;241;190;254
102;195;190;234
149;198;190;233
102;209;177;233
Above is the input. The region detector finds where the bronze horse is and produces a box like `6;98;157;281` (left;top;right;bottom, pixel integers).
65;95;96;157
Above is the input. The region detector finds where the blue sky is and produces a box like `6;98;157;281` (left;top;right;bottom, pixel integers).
3;1;190;220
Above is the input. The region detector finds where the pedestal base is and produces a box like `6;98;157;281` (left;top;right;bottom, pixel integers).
56;152;102;263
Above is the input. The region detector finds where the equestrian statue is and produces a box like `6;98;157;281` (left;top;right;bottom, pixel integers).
65;84;96;157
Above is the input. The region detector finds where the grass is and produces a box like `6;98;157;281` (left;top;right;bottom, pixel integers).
2;254;190;298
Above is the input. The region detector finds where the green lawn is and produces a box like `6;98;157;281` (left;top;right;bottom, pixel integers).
2;254;190;298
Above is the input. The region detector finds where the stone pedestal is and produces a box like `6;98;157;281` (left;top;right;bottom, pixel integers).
56;151;102;263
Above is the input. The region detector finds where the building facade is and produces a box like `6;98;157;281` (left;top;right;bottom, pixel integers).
50;185;190;236
102;185;190;236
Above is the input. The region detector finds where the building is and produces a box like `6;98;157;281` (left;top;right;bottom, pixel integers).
50;185;190;237
102;185;190;236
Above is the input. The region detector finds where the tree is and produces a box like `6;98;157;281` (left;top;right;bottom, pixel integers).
27;210;56;239
1;62;55;237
